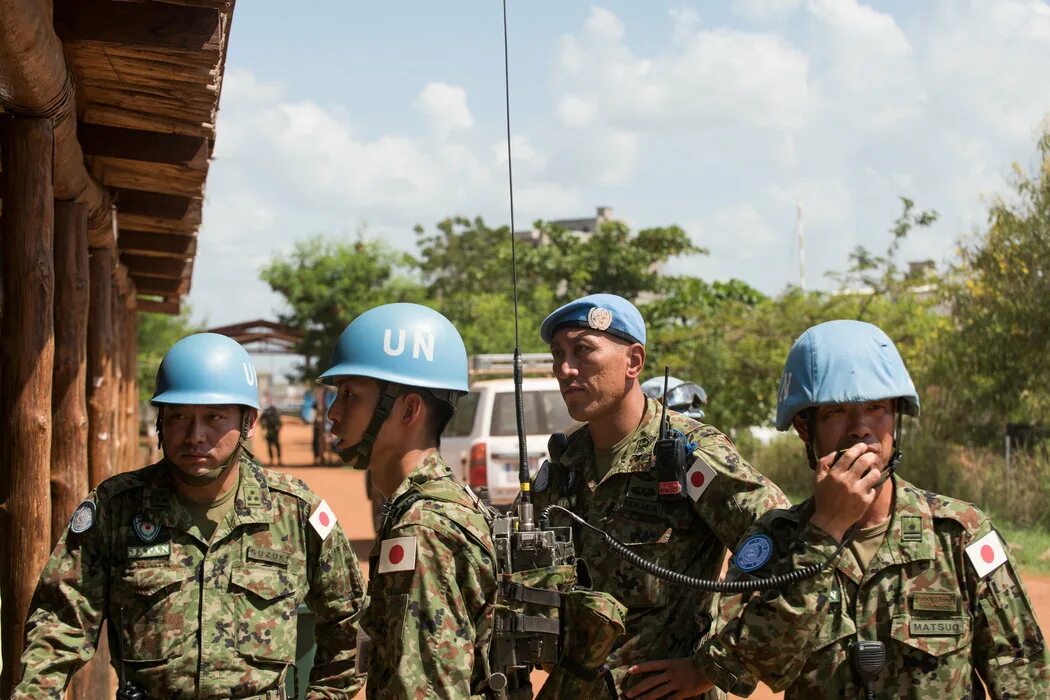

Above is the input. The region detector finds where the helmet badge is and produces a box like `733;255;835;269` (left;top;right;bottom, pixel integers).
383;328;436;362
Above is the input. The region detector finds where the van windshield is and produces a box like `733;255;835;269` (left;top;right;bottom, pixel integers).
443;391;480;437
490;390;575;437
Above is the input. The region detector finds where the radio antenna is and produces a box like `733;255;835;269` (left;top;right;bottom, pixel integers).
501;0;533;522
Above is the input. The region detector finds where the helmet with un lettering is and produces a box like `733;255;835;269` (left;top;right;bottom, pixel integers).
151;333;261;409
318;303;468;396
774;320;919;431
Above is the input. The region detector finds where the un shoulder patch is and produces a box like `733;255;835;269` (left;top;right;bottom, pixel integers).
70;498;97;534
735;534;773;573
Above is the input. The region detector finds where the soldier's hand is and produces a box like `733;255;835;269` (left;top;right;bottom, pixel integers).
809;442;882;542
625;657;714;699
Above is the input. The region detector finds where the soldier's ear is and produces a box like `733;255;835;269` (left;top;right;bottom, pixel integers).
399;392;426;428
625;343;645;380
242;408;259;439
792;413;810;444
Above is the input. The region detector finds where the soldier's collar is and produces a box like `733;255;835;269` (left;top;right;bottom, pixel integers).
880;476;935;566
230;453;275;526
596;398;661;481
386;451;453;504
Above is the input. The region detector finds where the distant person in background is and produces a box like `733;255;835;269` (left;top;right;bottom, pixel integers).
260;404;282;465
312;412;326;465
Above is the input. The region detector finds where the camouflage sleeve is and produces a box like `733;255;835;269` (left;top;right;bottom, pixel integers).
13;494;109;699
380;521;494;698
304;517;368;699
968;521;1050;696
688;431;791;548
695;520;841;694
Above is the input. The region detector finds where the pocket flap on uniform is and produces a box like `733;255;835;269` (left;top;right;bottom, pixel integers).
231;565;294;602
891;613;972;656
122;565;194;597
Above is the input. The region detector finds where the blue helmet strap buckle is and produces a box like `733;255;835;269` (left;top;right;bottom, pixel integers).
338;382;402;471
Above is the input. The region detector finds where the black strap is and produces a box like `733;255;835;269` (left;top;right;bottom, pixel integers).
497;613;560;635
500;581;562;608
380;491;426;539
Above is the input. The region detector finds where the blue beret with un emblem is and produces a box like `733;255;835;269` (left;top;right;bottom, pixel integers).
540;293;646;345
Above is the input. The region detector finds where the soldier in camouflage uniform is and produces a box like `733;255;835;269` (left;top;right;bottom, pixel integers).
13;333;366;699
693;320;1050;698
530;294;789;698
319;303;498;698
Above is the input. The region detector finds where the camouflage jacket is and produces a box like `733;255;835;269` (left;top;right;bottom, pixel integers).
528;398;789;697
14;453;366;700
361;452;498;699
697;475;1050;698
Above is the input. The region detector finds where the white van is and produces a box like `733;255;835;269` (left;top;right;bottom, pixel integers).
440;376;578;508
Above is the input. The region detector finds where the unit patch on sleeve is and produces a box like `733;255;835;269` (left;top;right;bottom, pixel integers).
69;498;97;534
685;457;717;502
309;499;338;541
735;534;773;572
377;536;417;574
965;529;1007;579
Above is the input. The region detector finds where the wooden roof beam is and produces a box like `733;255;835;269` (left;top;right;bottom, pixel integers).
118;229;197;258
120;253;191;279
137;297;181;315
130;274;189;296
79;123;209;167
54;0;222;52
113;187;196;220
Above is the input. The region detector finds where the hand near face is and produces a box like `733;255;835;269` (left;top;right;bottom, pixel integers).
809;442;883;541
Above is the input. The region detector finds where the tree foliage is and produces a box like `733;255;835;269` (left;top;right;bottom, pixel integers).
259;237;424;377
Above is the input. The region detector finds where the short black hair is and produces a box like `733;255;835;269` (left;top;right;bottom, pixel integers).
404;388;455;447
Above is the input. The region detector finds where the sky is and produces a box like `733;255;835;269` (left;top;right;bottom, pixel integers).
187;0;1050;334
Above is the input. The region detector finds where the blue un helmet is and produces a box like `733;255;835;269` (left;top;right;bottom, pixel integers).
774;320;919;431
641;375;708;420
152;333;261;410
318;303;468;469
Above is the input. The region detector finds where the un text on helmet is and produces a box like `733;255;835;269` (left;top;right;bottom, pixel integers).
383;329;435;362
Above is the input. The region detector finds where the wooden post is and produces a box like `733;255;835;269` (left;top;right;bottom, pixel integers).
51;200;90;545
0;117;55;694
125;309;140;467
110;291;125;473
87;248;115;488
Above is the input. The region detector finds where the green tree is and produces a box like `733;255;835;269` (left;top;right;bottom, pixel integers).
414;216;702;354
136;308;202;402
260;236;425;378
932;129;1050;442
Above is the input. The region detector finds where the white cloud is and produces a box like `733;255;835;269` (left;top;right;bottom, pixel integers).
731;0;803;21
414;82;474;136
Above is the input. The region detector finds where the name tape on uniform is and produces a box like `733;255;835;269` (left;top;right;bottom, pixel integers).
377;536;417;574
309;499;338;541
685;457;717;502
965;529;1007;579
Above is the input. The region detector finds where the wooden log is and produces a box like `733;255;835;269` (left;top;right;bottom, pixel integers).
81;104;214;138
87;248;115;489
54;0;223;52
111;293;126;475
0;0;113;237
116;205;202;235
0;117;55;694
50;201;90;545
112;187;196;220
79;123;209;166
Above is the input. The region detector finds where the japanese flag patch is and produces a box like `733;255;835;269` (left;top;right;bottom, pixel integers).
377;536;417;574
965;529;1008;579
309;499;337;541
685;457;717;502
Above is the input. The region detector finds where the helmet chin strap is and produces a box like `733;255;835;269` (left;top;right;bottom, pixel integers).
337;383;402;471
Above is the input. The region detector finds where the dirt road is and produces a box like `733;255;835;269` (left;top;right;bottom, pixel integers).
256;419;1050;699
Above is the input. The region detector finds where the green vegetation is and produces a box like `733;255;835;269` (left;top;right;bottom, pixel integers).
260;128;1050;537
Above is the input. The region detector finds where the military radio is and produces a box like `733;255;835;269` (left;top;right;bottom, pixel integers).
116;608;151;700
653;368;689;501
